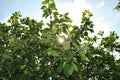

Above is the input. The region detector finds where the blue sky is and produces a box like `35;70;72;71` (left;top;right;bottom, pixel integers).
0;0;120;36
0;0;42;21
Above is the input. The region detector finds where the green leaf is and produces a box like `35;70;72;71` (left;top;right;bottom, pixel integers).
2;53;13;61
35;66;41;71
72;62;78;72
73;42;79;48
50;1;57;10
84;32;88;36
10;62;19;74
41;6;46;10
98;31;104;36
57;63;63;73
63;62;73;77
65;51;74;63
51;51;59;57
52;26;58;33
47;48;59;57
47;48;52;56
63;41;70;50
64;17;72;22
79;52;88;61
42;0;47;4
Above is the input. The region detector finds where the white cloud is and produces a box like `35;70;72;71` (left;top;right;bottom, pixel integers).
56;0;92;25
96;1;105;9
93;19;111;36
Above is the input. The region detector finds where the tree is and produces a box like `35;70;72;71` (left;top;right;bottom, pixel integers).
0;0;120;80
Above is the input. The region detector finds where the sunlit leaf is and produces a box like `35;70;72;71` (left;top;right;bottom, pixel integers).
72;62;78;72
63;41;70;50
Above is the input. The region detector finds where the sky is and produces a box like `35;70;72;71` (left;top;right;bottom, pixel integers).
0;0;120;58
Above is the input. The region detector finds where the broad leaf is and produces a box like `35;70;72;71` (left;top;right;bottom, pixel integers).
63;41;70;50
63;62;73;77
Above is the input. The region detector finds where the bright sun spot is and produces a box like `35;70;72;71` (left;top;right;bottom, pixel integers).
57;36;65;44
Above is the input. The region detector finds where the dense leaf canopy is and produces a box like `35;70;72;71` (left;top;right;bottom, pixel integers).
0;0;120;80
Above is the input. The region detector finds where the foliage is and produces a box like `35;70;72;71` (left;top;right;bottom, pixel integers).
115;0;120;11
0;0;120;80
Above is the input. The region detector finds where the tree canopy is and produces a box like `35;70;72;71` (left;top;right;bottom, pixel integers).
0;0;120;80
